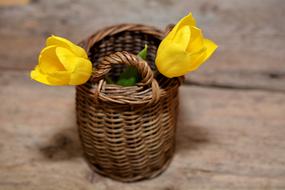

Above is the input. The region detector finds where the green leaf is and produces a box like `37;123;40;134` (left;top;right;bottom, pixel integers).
138;44;148;60
116;66;138;86
116;45;148;86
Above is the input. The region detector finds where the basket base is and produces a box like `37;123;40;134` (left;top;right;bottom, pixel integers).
84;150;175;183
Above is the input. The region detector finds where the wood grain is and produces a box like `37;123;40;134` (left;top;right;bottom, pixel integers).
0;0;30;6
0;71;284;190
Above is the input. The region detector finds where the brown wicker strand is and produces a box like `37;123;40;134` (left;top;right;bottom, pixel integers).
90;51;160;105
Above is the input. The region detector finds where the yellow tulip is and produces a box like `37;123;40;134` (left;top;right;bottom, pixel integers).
30;35;92;85
155;13;218;78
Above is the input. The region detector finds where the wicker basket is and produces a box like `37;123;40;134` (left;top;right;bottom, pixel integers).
76;24;182;182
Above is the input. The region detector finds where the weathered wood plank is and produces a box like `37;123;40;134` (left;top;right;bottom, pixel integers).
0;0;284;91
0;71;284;190
0;0;30;7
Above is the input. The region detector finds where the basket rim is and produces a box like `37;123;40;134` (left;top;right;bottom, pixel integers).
79;23;165;51
76;23;183;105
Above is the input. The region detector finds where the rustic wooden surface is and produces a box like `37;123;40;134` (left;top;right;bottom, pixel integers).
0;0;284;189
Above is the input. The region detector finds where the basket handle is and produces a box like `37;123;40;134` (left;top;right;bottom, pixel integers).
91;51;161;104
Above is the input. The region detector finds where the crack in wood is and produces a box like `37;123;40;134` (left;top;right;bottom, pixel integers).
183;80;285;93
0;181;31;186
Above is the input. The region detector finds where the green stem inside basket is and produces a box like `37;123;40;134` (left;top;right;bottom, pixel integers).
106;44;148;86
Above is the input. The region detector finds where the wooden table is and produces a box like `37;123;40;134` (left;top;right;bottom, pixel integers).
0;0;284;189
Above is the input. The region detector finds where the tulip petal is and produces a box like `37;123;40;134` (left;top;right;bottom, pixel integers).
172;25;191;51
38;46;65;74
201;39;218;63
55;47;77;72
46;71;71;85
186;52;207;72
187;26;204;53
156;40;189;78
69;58;93;85
46;35;88;59
156;39;208;78
30;66;52;85
165;12;196;41
184;39;217;72
55;47;92;85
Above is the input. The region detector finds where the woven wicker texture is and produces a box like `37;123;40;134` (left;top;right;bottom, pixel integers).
76;24;182;182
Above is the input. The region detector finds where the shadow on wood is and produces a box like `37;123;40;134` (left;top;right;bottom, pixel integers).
175;95;210;154
39;127;82;161
176;124;210;154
